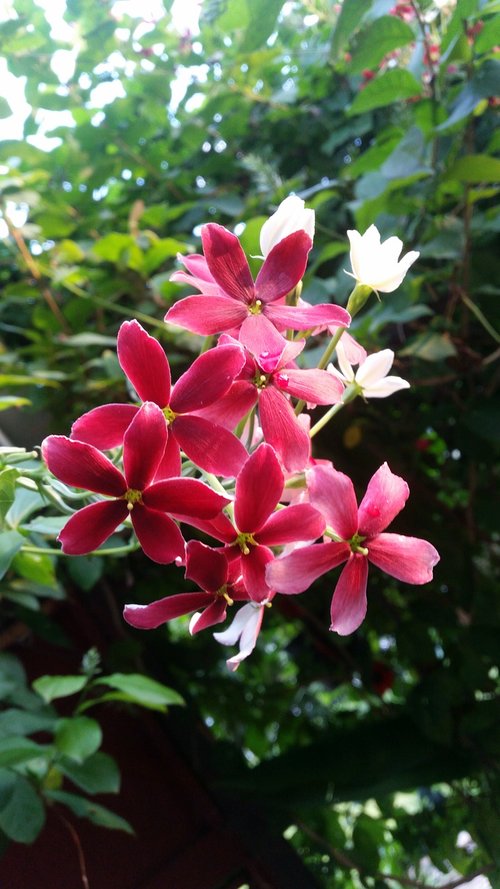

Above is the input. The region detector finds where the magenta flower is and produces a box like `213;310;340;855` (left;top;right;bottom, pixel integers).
42;402;230;563
197;321;343;471
267;462;440;635
165;223;351;339
71;319;247;478
123;540;248;634
180;444;326;601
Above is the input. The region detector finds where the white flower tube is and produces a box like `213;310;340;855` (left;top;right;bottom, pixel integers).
346;224;419;293
260;195;315;257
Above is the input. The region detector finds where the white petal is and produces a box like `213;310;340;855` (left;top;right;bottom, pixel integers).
363;376;410;398
345;225;418;292
260;195;315;257
335;340;355;381
214;603;265;671
213;603;254;645
356;349;395;388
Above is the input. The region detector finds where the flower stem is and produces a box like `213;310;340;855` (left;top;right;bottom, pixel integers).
310;401;345;438
21;541;140;557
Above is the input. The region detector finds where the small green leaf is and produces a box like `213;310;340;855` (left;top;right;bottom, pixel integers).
47;789;133;833
11;551;56;588
0;530;25;580
446;155;500;183
0;771;45;843
0;736;47;768
55;717;102;763
59;751;120;794
33;674;88;704
0;469;19;525
241;0;284;52
349;16;414;74
94;673;184;711
399;332;457;361
348;69;421;116
331;0;372;60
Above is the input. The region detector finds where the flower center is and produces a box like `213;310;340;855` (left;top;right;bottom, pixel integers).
248;299;263;315
216;584;234;606
162;405;177;424
253;372;269;390
349;532;368;556
124;488;143;511
234;531;258;555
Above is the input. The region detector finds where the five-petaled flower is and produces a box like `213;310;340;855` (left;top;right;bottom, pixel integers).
267;462;439;635
346;224;419;294
42;402;230;563
329;341;410;400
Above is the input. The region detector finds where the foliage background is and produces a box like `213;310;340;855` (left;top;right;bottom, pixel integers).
0;0;499;885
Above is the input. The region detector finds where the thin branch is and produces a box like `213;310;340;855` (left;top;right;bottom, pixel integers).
52;807;90;889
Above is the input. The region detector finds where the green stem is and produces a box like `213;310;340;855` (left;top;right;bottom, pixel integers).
309;401;346;438
21;541;140;557
62;281;166;330
461;293;500;344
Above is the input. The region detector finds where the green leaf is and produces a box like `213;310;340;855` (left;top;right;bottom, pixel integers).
399;332;457;361
349;16;415;74
446;154;500;183
0;736;47;768
0;469;19;525
0;396;30;411
331;0;373;60
241;0;284;52
0;529;25;580
0;771;45;843
59;752;120;794
0;97;12;118
94;673;184;711
66;555;104;591
11;551;56;588
33;674;88;704
46;789;133;833
55;717;102;763
0;709;55;739
348;69;421;116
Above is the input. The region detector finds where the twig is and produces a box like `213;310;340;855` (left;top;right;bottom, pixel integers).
52;807;90;889
7;221;71;334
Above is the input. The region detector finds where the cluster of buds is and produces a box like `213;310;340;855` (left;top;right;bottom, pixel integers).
42;198;438;670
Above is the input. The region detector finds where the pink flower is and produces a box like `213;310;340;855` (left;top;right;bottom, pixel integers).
198;321;343;471
71;319;247;478
123;540;248;634
267;462;440;635
166;223;350;339
42;402;230;563
181;444;326;601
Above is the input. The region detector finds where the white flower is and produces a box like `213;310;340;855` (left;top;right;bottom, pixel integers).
260;195;315;257
329;341;410;399
213;601;267;671
346;224;419;293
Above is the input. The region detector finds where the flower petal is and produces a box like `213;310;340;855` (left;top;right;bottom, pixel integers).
189;598;228;634
59;500;128;555
255;230;312;304
117;319;171;406
265;302;351;330
213;601;265;670
357;462;409;538
42;436;126;496
257;503;325;547
185;540;228;592
367;533;440;584
143;478;229;518
260;195;315;257
170;343;244;413
130;504;185;563
234;443;283;533
238;313;290;366
330;554;368;635
124;592;214;629
266;541;349;594
71;404;138;449
307;464;359;539
193;381;257;430
165;295;249;335
123;402;168;491
202;223;255;304
259;387;310;472
172;415;248;477
362;376;410;398
355;349;395;388
276;367;343;405
241;545;274;601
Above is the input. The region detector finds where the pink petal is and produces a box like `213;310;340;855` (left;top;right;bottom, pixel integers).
256;503;325;547
122;402;168;491
307;464;358;540
265;302;351;331
357;462;409;538
275;367;343;405
170;343;245;413
202;224;255;304
189;598;228;634
71;404;139;449
172;512;236;544
124;592;214;629
42;436;126;496
238;313;289;365
330;554;368;635
165;295;249;335
367;533;440;584
185;540;228;592
154;434;181;480
117;319;171;406
234;443;283;533
259;387;310;472
143;478;229;518
193;381;257;430
255;231;312;303
59;500;128;555
172;415;248;477
130;504;185;563
180;252;216;282
240;544;274;601
266;541;349;594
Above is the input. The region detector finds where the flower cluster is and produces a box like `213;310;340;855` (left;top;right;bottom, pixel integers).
42;199;436;670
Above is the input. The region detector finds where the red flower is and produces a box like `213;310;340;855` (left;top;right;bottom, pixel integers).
267;462;440;635
42;402;230;563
